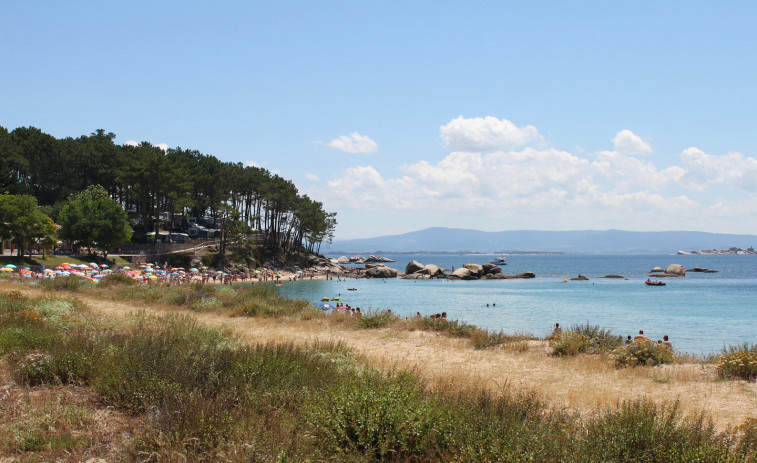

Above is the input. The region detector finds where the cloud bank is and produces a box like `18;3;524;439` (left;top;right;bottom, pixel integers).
313;118;757;234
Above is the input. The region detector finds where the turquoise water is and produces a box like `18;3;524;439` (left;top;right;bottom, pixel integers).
275;254;757;355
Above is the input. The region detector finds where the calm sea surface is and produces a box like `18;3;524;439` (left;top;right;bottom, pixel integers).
274;254;757;355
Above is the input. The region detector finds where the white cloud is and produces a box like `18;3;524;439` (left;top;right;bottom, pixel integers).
327;132;378;154
308;120;757;236
612;129;653;155
305;173;320;181
123;140;168;152
440;116;541;151
677;147;757;192
246;161;259;168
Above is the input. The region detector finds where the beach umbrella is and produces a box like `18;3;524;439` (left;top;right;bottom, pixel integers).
314;302;334;310
89;262;98;267
100;264;109;268
190;268;199;272
93;274;104;279
2;268;13;272
22;274;32;278
122;266;131;270
4;264;16;269
148;275;158;279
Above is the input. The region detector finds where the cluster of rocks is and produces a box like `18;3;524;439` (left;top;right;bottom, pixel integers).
333;255;397;265
678;247;755;255
649;264;688;277
401;260;535;280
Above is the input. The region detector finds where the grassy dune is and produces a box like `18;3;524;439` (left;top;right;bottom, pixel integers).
1;277;757;462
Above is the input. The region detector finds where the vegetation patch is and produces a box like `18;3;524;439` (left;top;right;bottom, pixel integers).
716;343;757;381
611;339;675;367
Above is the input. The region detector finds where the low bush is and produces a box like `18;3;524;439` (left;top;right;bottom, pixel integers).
39;276;95;292
611;339;674;367
308;371;451;460
716;343;757;381
550;331;592;356
355;309;397;329
569;322;622;352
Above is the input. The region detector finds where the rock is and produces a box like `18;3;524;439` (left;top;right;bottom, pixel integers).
649;273;683;278
463;264;483;277
365;255;397;263
405;260;425;274
704;269;718;273
365;265;400;278
449;267;473;280
665;264;686;276
650;267;664;273
420;264;443;277
403;273;430;279
337;256;350;264
688;267;718;273
504;271;536;279
482;264;503;275
482;273;506;279
570;275;590;281
602;275;625;279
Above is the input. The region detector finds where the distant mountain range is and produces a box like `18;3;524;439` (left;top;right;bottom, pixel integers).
325;227;757;255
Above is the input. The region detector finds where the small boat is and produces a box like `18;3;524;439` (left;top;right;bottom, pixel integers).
347;288;357;291
331;297;340;301
490;255;507;265
645;279;666;286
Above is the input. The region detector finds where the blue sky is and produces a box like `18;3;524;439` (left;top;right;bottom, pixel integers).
3;1;757;239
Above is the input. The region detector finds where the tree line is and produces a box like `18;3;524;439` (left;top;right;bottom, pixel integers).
0;126;336;255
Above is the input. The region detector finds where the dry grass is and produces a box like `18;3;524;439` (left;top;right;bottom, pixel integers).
0;361;139;462
3;280;756;432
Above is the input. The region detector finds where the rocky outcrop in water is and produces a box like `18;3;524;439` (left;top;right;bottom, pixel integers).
365;264;400;278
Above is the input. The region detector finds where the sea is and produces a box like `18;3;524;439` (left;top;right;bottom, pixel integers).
274;254;757;355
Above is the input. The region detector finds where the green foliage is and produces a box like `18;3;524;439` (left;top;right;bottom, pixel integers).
39;275;95;292
550;331;592;356
308;371;451;459
551;323;623;357
0;193;56;260
1;125;337;256
716;343;757;381
580;400;744;462
355;309;397;329
57;184;131;253
611;339;675;367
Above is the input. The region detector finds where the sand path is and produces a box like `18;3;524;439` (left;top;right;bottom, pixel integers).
4;283;756;429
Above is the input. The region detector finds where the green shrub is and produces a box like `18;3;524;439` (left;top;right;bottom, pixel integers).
308;371;451;459
97;272;136;287
611;339;674;367
569;322;622;352
550;331;592;356
355;309;397;329
716;344;757;381
580;400;740;462
40;275;95;292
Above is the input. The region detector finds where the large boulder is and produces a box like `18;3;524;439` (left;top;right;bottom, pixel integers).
366;255;397;263
665;264;686;276
405;260;425;274
403;273;430;280
650;266;664;273
420;264;443;277
337;256;350;264
365;265;400;279
463;264;483;277
482;264;503;275
449;267;473;280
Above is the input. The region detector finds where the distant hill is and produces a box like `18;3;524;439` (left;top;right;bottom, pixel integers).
325;227;757;254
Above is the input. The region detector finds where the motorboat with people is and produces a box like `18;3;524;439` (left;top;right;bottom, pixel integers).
645;279;666;286
490;255;507;265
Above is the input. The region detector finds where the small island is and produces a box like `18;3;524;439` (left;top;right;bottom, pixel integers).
678;247;756;255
